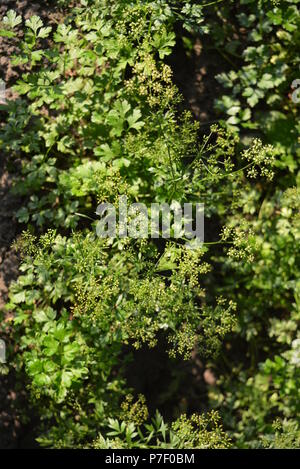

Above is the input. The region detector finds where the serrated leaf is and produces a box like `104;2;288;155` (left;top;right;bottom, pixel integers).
3;10;22;29
11;291;26;304
25;16;43;35
16;207;30;223
0;29;16;38
127;109;144;131
38;26;52;39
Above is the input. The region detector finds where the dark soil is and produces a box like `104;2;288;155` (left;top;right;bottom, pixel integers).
168;34;226;125
0;149;22;449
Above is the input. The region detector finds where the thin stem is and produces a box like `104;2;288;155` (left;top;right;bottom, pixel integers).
202;240;234;245
201;0;225;7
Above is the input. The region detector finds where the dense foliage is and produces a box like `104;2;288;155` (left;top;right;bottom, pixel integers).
0;0;299;449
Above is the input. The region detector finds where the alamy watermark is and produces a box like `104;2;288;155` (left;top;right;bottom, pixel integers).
0;80;6;105
291;78;300;104
0;339;6;364
96;196;204;247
